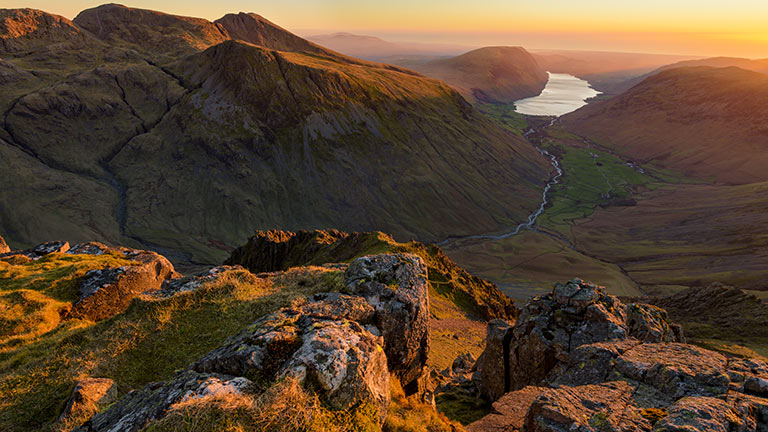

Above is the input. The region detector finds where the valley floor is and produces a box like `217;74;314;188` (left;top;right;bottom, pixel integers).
443;105;768;301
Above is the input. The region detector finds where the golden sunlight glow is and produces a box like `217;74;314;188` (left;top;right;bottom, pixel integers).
9;0;768;57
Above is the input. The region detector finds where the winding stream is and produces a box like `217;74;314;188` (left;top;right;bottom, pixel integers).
438;120;563;245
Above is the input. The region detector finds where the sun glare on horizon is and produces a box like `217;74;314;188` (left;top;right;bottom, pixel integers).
6;0;768;57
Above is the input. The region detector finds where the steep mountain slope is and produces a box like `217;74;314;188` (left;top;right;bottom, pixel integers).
412;47;548;104
563;66;768;184
0;5;550;264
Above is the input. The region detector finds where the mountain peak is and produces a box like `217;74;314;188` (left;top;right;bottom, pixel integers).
0;7;89;53
73;3;229;57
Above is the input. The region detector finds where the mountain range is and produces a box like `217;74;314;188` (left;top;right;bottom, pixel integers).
0;4;550;264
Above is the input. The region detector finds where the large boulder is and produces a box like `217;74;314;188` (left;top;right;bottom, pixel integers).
474;278;684;398
75;371;252;432
0;240;70;259
67;244;177;321
469;279;768;432
346;253;430;393
193;293;390;423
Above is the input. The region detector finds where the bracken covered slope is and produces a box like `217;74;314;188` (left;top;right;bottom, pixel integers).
0;4;550;264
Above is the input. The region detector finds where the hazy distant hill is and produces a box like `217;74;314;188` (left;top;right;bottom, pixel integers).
532;49;700;94
563;66;768;184
409;46;549;104
306;31;469;61
0;4;549;263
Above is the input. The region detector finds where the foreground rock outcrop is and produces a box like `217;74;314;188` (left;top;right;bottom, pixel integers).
474;278;684;400
65;242;177;321
468;279;768;432
76;253;429;431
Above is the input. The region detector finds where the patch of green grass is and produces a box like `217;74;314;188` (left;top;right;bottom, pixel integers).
536;142;657;237
476;102;528;135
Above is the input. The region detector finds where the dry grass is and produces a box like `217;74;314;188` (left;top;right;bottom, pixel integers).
384;378;465;432
144;378;379;432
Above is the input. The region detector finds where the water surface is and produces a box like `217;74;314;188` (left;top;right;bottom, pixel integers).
515;72;600;116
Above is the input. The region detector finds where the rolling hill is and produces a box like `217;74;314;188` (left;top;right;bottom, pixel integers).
410;46;548;104
0;4;550;264
611;56;768;94
563;66;768;184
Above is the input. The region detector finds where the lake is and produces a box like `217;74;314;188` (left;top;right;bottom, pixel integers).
514;72;601;116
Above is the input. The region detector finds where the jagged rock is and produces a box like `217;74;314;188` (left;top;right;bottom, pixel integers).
1;240;70;259
472;319;513;400
0;233;9;253
193;292;390;422
66;242;112;255
653;396;745;432
67;248;176;321
155;265;240;297
346;253;430;393
469;278;768;432
625;303;684;343
474;278;684;398
225;229;383;273
75;371;251;432
59;378;117;424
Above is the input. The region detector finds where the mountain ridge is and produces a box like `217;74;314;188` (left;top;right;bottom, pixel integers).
0;4;550;264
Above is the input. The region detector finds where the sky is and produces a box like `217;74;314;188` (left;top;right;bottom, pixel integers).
9;0;768;57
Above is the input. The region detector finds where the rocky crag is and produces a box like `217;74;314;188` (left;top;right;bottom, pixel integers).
467;279;768;431
74;253;430;431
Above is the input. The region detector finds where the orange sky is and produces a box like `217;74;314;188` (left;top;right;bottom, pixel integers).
10;0;768;57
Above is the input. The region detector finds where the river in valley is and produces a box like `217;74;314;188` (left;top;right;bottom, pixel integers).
515;72;600;116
